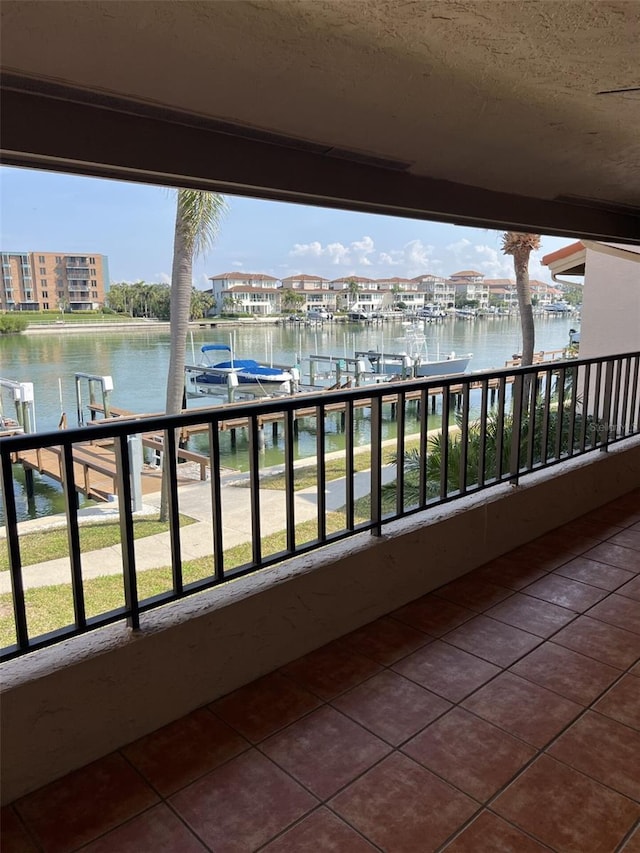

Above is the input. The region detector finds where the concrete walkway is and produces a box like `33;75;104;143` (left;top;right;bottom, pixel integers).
1;466;397;593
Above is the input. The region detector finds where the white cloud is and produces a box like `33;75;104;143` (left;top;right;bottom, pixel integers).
290;240;324;258
157;272;171;284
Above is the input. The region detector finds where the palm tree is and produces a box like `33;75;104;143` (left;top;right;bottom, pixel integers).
502;232;541;367
164;190;227;416
348;277;360;307
160;189;227;521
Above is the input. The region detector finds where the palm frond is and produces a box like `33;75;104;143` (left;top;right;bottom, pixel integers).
501;232;541;256
176;189;228;258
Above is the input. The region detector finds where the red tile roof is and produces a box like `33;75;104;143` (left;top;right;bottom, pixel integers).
541;242;585;266
331;276;375;283
450;270;484;278
281;274;329;282
210;272;279;281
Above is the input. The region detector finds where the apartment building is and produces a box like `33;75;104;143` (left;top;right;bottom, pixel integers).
449;269;490;309
485;278;563;307
0;251;109;311
281;273;330;291
412;273;456;308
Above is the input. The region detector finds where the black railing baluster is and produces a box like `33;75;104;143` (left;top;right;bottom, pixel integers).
459;383;470;494
345;400;355;530
165;427;183;595
509;372;525;482
495;376;506;481
370;395;383;536
0;450;29;651
612;357;622;440
418;388;428;507
630;356;640;433
316;405;327;541
601;360;615;452
208;421;224;581
284;410;296;553
396;391;406;516
540;367;552;463
61;442;86;629
554;366;566;461
248;415;262;566
593;361;603;448
580;363;591;452
566;365;578;457
526;368;538;470
478;379;488;487
620;357;631;436
114;434;139;630
440;384;451;499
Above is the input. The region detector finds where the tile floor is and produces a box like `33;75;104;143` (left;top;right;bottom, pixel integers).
3;490;640;852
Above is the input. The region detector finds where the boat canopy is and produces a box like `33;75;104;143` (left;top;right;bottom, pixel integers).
201;344;232;353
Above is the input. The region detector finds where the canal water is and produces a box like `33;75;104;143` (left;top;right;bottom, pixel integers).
1;315;577;520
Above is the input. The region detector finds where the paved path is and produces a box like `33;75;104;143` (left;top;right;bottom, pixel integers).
1;466;397;593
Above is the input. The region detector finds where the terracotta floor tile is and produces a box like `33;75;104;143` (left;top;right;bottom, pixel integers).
531;528;602;555
523;574;608;611
261;807;377;852
170;749;316;853
210;671;321;743
14;753;159;853
341;615;431;665
0;806;38;853
260;705;390;799
588;594;640;634
403;707;535;802
485;592;576;638
609;529;640;552
563;516;627;542
492;754;640;852
332;669;451;746
509;642;620;705
443;810;551;852
121;708;248;796
618;575;640;602
583;542;640;572
330;752;477;853
594;675;640;729
80;804;207;853
280;641;381;700
391;594;475;636
470;557;548;591
631;661;640;676
547;711;640;801
462;672;582;748
444;614;541;667
553;556;635;591
552;614;640;669
504;542;573;572
392;640;500;702
433;576;512;612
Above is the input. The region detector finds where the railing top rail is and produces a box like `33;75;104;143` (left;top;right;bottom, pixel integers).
1;351;638;455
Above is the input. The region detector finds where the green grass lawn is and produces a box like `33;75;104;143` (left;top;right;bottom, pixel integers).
0;515;195;572
0;512;354;648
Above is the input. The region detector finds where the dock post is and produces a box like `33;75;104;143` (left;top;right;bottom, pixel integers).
230;428;236;449
24;467;34;500
257;425;266;452
128;434;144;512
272;421;279;443
431;394;437;414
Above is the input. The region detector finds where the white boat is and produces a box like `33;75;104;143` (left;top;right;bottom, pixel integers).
192;345;294;394
356;322;472;379
348;310;370;321
544;300;572;314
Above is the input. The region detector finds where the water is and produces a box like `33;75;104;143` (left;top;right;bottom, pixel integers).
1;315;576;520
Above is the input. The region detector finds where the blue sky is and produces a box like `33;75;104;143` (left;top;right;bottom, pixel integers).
0;166;572;288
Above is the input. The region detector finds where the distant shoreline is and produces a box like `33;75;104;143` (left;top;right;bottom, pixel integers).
23;318;282;335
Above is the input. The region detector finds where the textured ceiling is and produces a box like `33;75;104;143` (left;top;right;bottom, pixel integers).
1;0;639;208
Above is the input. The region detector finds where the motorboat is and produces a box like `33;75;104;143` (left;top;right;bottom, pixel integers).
356;322;472;379
544;300;572;314
191;344;294;394
348;310;370;321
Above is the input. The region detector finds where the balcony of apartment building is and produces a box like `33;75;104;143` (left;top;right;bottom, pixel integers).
2;351;639;852
2;2;640;850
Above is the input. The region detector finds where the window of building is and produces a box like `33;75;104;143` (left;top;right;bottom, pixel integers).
38;255;45;263
42;291;48;298
41;279;47;287
91;279;97;287
55;256;62;263
58;291;64;299
92;291;98;298
89;257;96;264
90;268;96;276
40;267;46;275
43;303;49;310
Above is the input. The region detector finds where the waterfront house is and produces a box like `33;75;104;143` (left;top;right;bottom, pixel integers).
1;3;639;850
281;273;331;291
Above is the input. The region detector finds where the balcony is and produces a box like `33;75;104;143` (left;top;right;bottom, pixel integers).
1;353;639;843
2;490;639;850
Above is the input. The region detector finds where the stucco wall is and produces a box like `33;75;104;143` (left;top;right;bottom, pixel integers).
1;438;639;804
580;246;640;360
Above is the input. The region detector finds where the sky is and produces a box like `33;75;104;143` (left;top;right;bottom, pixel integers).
0;166;574;290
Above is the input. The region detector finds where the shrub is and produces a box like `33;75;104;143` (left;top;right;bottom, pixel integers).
0;314;29;334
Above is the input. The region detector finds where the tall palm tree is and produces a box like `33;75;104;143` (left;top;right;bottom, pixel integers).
160;189;227;521
164;189;227;416
501;232;541;367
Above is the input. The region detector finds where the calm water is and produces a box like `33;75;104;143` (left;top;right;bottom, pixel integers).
1;315;576;520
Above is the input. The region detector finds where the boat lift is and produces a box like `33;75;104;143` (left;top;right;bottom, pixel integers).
0;378;36;433
75;372;114;427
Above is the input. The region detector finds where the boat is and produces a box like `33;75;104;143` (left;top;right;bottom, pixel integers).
544;300;572;314
348;310;370;321
192;344;295;395
355;322;472;379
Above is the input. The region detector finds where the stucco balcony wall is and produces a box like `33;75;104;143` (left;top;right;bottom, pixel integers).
1;437;639;804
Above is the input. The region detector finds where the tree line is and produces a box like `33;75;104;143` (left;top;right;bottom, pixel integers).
106;281;215;321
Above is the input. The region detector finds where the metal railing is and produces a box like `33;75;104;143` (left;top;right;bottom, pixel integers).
1;352;638;661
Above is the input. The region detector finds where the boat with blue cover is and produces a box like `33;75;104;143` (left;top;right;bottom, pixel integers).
194;344;294;393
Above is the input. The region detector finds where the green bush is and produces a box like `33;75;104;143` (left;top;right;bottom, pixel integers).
0;314;29;334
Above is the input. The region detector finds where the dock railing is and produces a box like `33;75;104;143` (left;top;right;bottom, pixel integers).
1;351;639;661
